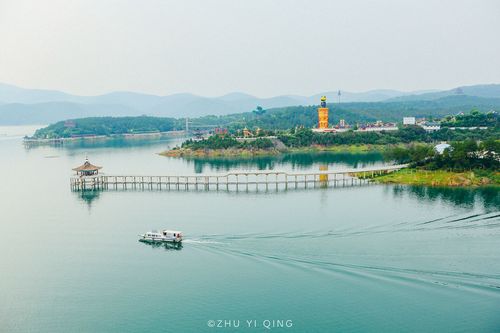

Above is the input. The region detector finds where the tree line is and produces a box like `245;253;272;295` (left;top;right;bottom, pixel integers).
181;136;274;150
33;116;179;139
385;140;499;171
277;126;499;147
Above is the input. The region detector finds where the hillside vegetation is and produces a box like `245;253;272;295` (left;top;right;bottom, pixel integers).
189;96;500;130
441;109;499;127
33;116;178;138
278;126;499;147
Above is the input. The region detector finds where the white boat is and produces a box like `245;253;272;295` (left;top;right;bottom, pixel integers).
139;230;183;243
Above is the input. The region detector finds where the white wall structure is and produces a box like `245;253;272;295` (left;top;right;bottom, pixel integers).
403;117;416;125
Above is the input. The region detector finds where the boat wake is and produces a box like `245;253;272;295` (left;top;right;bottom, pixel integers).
192;211;500;242
186;211;500;295
182;239;225;245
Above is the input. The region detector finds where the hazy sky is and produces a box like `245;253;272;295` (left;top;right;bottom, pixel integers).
0;0;499;97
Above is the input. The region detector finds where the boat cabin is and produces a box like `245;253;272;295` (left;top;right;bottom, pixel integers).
163;230;182;239
146;231;164;238
72;158;102;176
140;230;183;243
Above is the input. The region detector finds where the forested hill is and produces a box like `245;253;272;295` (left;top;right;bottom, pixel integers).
33;116;179;139
32;95;500;138
191;95;500;130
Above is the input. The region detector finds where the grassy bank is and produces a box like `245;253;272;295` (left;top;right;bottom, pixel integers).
374;169;500;187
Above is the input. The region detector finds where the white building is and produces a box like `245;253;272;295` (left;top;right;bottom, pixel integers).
420;122;441;132
403;117;416;125
356;126;398;132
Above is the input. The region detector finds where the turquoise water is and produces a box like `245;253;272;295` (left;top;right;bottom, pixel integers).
0;127;499;332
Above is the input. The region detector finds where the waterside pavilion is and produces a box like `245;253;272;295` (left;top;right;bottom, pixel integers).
72;159;102;177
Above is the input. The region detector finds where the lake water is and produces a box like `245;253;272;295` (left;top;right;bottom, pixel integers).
1;126;499;332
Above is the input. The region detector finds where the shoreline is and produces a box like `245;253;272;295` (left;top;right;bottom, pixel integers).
160;147;282;158
24;130;187;145
160;144;391;158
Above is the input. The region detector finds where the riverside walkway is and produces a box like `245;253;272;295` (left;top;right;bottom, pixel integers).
70;165;407;192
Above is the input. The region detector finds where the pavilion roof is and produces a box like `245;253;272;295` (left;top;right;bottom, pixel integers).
72;160;102;171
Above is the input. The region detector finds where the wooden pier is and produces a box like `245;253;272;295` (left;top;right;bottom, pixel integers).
70;165;406;192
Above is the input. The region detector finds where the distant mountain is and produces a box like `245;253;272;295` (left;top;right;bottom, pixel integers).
0;102;136;125
310;90;404;103
0;83;79;104
84;91;162;109
0;82;499;125
387;84;500;102
217;92;259;101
